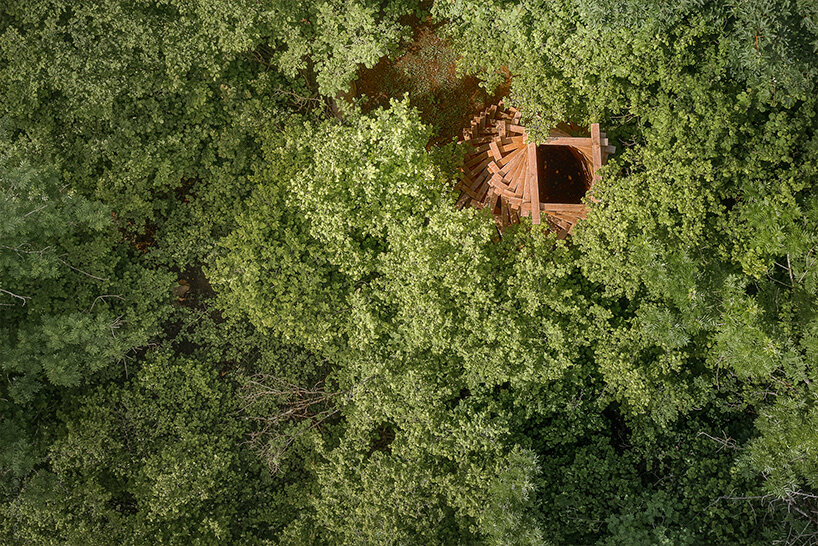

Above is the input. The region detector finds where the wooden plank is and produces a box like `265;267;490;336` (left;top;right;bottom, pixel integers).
545;214;572;232
499;136;526;153
552;208;587;220
468;136;498;145
489;173;509;190
499;142;522;153
591;123;603;185
520;155;530;206
468;157;493;178
539;203;587;212
547;211;585;223
499;149;526;176
508;124;527;135
501;198;510;226
506;153;528;193
497;186;520;199
474;177;490;200
467;143;492;155
470;170;489;191
528;144;540;225
498;145;526;167
455;181;480;200
489;140;502;161
504;167;526;195
541;136;607;146
455;192;470;210
495;136;524;146
466;151;489;168
542;137;590;146
474;167;491;184
503;146;528;174
487;190;499;213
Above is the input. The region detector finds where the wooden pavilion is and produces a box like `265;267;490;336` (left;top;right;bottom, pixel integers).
454;102;615;237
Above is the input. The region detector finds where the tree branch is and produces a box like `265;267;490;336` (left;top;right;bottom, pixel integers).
57;256;109;282
22;204;48;218
0;288;30;306
89;294;124;311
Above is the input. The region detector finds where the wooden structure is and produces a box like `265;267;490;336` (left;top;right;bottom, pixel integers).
454;102;615;237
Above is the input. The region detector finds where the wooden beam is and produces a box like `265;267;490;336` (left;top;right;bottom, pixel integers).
489;140;502;161
498;145;526;167
468;157;494;178
455;180;480;200
506;153;528;193
591;123;603;185
487;190;499;213
539;203;587;212
467;142;492;155
489;173;509;190
545;209;586;221
471;168;490;189
465;151;489;168
467;136;498;145
541;136;608;147
499;135;526;153
499;149;526;176
527;144;540;225
499;142;523;153
542;137;588;146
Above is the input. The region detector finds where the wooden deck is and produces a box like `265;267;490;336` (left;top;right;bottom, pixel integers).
456;102;614;237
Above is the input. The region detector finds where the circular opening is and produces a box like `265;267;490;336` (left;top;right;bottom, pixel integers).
536;145;591;204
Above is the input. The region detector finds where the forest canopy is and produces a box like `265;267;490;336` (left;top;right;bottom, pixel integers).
1;0;817;543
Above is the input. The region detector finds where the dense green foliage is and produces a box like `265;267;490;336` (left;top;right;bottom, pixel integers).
2;0;817;543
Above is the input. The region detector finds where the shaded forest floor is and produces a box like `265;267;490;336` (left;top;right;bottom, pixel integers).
355;17;511;146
